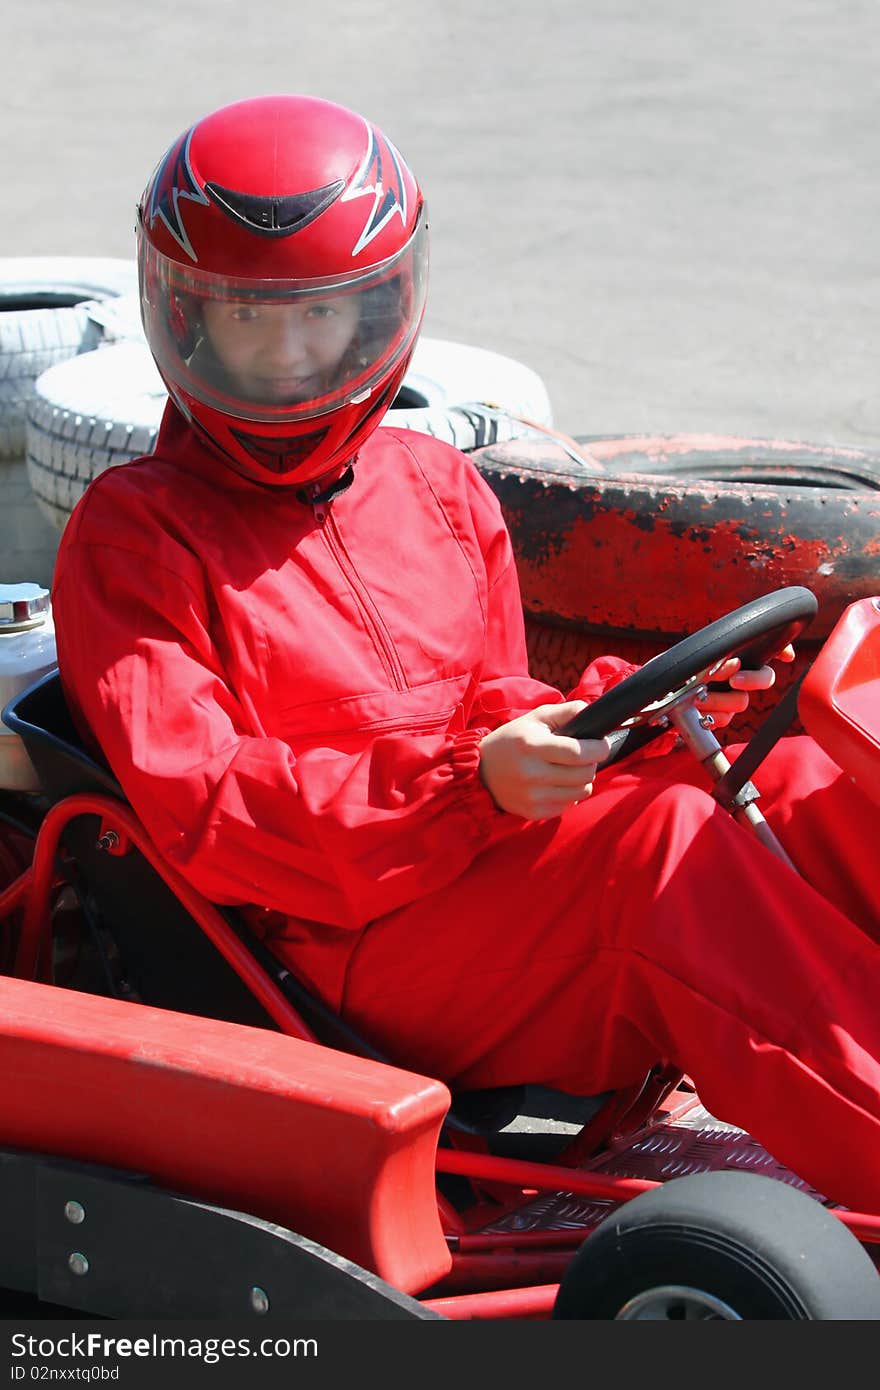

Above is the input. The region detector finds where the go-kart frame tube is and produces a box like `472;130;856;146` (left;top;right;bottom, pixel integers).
12;793;318;1039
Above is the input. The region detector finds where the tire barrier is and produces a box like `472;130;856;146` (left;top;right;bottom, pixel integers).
25;342;165;533
391;336;552;445
473;433;880;736
1;261;140;588
26;337;553;533
0;259;139;459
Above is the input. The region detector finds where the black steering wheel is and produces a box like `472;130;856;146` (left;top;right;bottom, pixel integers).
562;587;818;757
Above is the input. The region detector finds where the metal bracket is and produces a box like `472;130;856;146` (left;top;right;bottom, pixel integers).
95;821;131;855
713;778;761;811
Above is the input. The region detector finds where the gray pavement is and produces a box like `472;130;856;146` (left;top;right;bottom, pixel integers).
4;0;879;445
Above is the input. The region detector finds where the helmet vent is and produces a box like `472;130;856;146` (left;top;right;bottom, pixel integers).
205;180;344;238
229;425;331;473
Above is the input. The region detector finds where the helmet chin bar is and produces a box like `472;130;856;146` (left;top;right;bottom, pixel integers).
176;347;412;489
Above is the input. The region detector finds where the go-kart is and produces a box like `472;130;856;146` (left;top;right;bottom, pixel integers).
1;585;880;1321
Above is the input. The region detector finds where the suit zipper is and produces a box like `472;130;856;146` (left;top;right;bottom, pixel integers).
321;512;409;691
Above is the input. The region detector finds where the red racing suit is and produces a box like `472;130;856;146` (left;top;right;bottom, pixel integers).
54;403;880;1212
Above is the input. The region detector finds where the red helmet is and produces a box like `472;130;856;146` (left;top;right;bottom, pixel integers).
137;95;428;487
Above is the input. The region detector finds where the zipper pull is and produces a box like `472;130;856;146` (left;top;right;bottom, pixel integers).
299;463;356;525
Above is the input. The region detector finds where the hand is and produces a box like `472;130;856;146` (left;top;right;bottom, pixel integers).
479;703;611;820
700;643;796;728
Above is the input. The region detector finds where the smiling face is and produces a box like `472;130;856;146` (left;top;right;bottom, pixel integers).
201;295;361;405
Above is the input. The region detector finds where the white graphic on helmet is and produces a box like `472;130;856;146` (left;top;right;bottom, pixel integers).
146;128;211;263
341;122;409;257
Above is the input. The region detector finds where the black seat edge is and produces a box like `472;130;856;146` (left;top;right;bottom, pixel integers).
4;668;123;801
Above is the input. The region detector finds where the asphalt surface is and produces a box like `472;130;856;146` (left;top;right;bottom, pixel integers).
4;0;879;447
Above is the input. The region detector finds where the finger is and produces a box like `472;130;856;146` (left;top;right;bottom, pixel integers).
528;784;595;818
535;700;588;730
710;658;741;681
533;762;600;788
734;644;795;674
701;690;750;714
728;664;776;691
537;702;613;749
542;735;612;766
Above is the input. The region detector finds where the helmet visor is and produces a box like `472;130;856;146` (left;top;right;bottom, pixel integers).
138;209;428;423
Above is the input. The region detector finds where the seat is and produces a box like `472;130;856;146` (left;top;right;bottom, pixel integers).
3;669;611;1136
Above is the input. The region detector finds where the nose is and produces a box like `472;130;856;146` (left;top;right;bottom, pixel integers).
261;308;310;367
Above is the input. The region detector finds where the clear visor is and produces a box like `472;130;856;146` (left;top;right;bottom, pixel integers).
138;210;428;422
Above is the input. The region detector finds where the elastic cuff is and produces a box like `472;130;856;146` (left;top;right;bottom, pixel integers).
450;726;490;778
450;727;506;830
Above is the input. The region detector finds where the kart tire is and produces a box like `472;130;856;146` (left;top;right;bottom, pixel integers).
25;337;553;531
552;1170;880;1320
473;433;880;735
0;258;140;459
590;432;880;490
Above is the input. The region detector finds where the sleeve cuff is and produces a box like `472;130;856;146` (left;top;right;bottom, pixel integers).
450;726;507;831
450;726;488;777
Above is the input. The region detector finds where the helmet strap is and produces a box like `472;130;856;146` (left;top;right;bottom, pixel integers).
298;463;356;509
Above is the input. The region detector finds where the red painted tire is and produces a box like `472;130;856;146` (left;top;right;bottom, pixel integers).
472;434;880;734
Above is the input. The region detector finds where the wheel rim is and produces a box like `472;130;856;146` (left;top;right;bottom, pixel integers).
616;1285;743;1321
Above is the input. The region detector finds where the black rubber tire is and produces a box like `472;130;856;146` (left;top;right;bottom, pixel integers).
580;432;880;491
562;586;817;740
553;1171;880;1320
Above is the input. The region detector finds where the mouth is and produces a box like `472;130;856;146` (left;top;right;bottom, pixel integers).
261;374;319;394
250;372;322;400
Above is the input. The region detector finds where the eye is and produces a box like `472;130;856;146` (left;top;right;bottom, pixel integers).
230;305;260;322
305;303;337;320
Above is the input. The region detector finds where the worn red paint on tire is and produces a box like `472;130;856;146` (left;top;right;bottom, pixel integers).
475;434;880;735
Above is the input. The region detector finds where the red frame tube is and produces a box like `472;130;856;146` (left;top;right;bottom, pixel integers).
12;794;317;1040
436;1145;659;1202
439;1249;573;1294
451;1228;585;1251
836;1210;880;1245
422;1283;559;1320
0;866;32;921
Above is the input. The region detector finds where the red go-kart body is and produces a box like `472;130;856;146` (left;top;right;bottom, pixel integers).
1;593;880;1321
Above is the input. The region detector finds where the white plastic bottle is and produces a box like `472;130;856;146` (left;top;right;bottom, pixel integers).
0;582;58;791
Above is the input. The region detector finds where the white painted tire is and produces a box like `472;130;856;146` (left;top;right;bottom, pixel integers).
26;336;553;531
0;259;140;459
26;341;165;530
390;336;553;449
